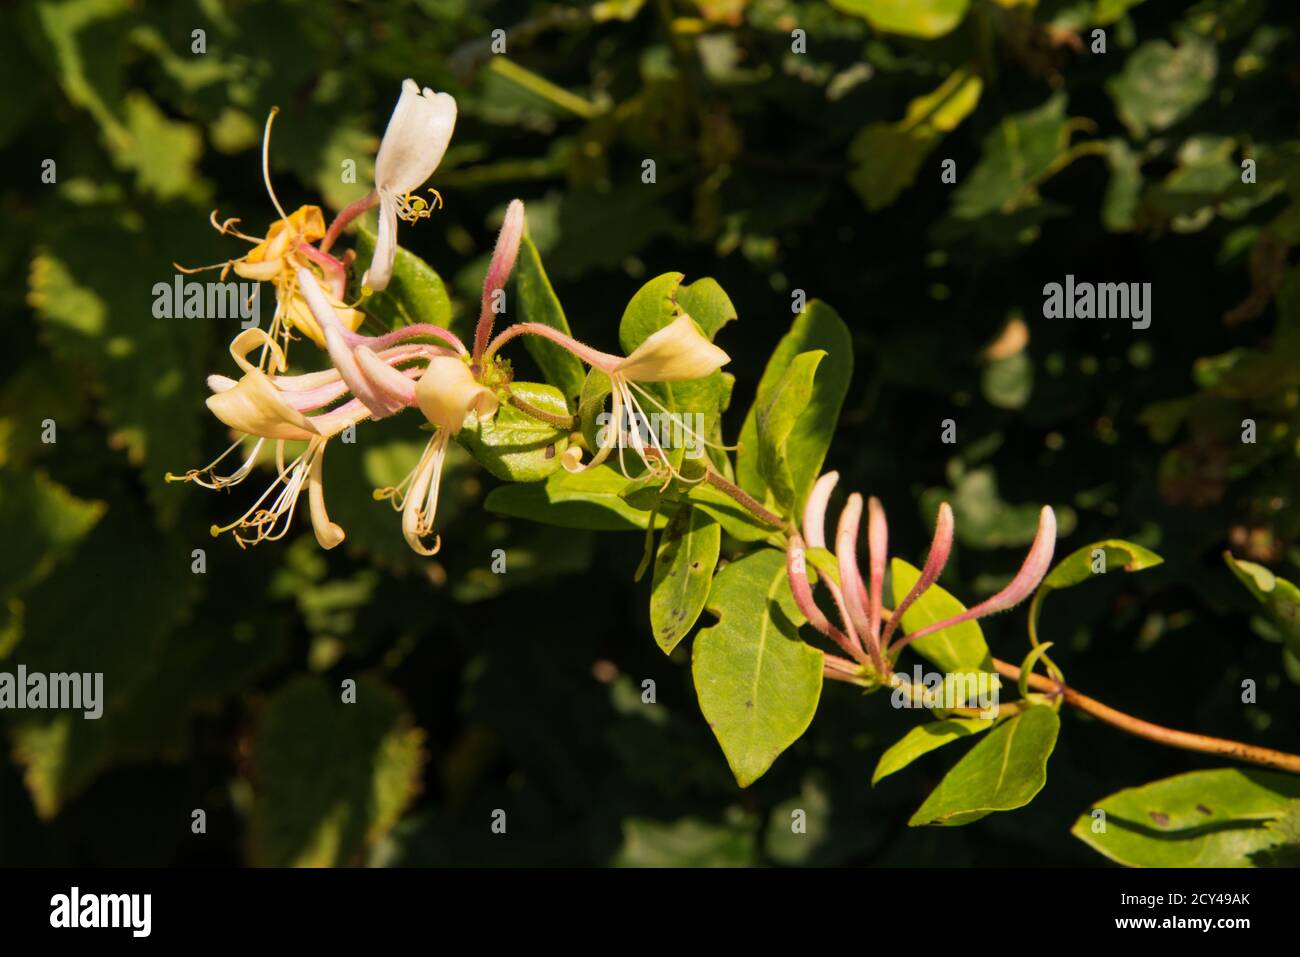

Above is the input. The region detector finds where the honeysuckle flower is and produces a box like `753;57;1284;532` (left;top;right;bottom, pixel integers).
365;79;458;292
177;110;364;360
483;315;729;483
169;325;443;549
784;471;1056;686
375;356;498;556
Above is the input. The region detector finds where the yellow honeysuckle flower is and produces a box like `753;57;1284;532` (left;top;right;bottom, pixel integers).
376;355;497;556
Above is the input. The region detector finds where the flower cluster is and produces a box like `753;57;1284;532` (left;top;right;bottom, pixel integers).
169;80;731;556
786;472;1057;686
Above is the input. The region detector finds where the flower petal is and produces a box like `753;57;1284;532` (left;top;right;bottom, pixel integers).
415;355;498;433
375;79;457;196
363;193;400;291
307;442;345;549
205;369;319;441
614;316;730;383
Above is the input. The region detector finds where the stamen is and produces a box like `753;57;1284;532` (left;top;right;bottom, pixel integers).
210;438;324;548
395;188;443;224
166;436;266;490
261;107;291;226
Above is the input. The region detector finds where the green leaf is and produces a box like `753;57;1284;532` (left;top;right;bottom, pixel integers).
981;351;1033;410
849;70;983;212
952;94;1074;220
615;816;756;867
676;276;738;340
1224;553;1300;655
651;506;721;654
354;224;452;329
484;464;668;531
1030;539;1164;645
1071;769;1300;867
618;273;736;445
755;350;825;514
693;549;824;787
737;302;852;514
514;232;586;406
30;209;219;526
873;716;994;785
6;504;199;817
457;382;569;482
0;470;105;605
33;0;208;202
249;675;424;867
1102;138;1144;232
829;0;970;39
1043;540;1165;591
620;272;685;353
1107;36;1217;139
908;706;1060;826
890;558;994;674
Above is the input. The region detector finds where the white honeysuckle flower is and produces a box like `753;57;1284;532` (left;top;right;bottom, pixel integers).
365;79;458;292
561;315;731;482
612;316;731;383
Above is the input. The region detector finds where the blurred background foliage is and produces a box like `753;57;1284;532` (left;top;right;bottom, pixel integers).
2;0;1299;866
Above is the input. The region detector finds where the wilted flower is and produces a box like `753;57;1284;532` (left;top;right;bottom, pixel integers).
365;79;458;291
785;471;1056;685
177;110;363;360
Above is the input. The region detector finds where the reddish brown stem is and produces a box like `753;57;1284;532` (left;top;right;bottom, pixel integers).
992;657;1300;775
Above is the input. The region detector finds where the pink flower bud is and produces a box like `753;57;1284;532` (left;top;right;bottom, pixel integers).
473;199;526;360
802;471;839;549
894;506;1057;649
835;493;877;658
882;502;954;648
867;496;887;642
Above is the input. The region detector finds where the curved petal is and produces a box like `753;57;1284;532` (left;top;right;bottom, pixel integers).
307;442;345;549
298;268;402;418
229;327;287;375
205;369;319;441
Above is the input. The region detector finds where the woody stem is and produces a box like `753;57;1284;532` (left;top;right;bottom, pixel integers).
991;657;1300;775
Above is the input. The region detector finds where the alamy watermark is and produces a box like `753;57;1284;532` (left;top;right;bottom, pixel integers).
1042;274;1151;330
596;408;708;459
0;665;103;719
889;665;999;719
152;276;261;328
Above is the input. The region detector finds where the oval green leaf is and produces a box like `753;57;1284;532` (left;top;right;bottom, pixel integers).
651;506;721;654
908;705;1060;827
1071;768;1300;867
693;549;824;787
